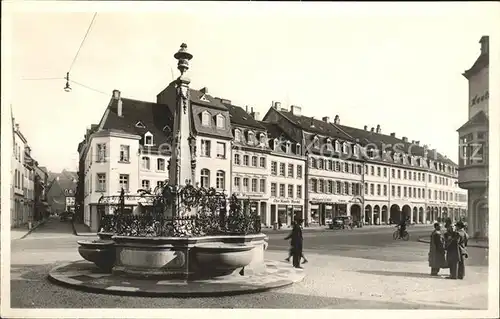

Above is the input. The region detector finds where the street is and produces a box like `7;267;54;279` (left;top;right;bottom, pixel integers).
10;218;488;309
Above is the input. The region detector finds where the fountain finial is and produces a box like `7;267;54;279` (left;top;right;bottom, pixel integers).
174;43;193;75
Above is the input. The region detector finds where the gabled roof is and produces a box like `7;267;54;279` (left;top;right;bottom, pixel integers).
190;89;228;111
103;97;174;147
259;122;298;143
463;53;489;79
224;103;265;129
457;110;488;132
276;109;354;142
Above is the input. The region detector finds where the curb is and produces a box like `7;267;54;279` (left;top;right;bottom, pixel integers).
417;237;488;249
48;260;305;298
18;218;48;240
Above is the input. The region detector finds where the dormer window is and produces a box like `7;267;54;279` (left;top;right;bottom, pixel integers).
393;153;400;163
144;132;153;146
200;94;210;102
286;141;291;153
326;138;332;149
273;138;279;150
247;131;255;145
259;133;266;145
313;136;320;148
296;143;302;155
342;143;348;154
135;121;146;128
335;140;340;152
216;114;226;129
234;129;241;142
201;111;211;126
353;145;359;157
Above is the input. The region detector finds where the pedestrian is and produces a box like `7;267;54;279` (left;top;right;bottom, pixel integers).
445;221;469;279
428;222;447;276
284;217;305;268
285;220;308;264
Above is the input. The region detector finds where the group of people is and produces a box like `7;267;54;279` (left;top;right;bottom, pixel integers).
284;217;308;268
428;218;469;279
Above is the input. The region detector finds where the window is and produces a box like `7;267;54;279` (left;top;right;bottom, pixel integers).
391;185;395;197
96;173;106;192
318;159;324;169
404;171;407;179
417;188;421;198
297;165;303;178
391;169;395;178
370;166;374;175
200;169;210;188
328;160;333;171
142;180;150;190
251;178;258;192
216;170;225;190
418;172;421;181
296;144;302;155
357;165;362;174
297;185;302;198
370;184;374;195
288;164;294;177
201;111;211;126
157;181;164;189
279;163;285;176
144;132;153;146
403;187;407;197
259;157;266;168
383;185;387;196
286;142;291;153
234;129;241;142
288;185;294;197
271;183;277;197
234;154;241;165
397;186;401;197
251;156;258;167
216;142;226;159
413;188;416;198
428;189;431;199
271;161;277;175
377;184;381;195
413;172;416;180
328;180;334;193
279;184;285;197
377;167;381;176
364;183;368;195
142;156;151;170
259;179;266;193
311;179;318;192
345;163;349;173
234;177;241;190
310;158;316;168
119;174;129;191
260;133;267;145
383;168;387;177
157;158;165;171
201;140;211;157
119;145;130;162
243;155;249;166
247;132;255;145
243;178;249;192
96;143;106;162
423;189;426;199
344;182;350;195
397;170;401;179
319;180;325;192
336;181;341;194
335;161;340;171
216;114;226;129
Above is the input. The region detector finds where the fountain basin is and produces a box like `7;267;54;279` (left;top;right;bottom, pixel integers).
194;243;254;274
77;240;116;272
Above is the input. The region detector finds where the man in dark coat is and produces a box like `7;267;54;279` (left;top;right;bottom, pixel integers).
285;218;304;268
445;221;469;279
428;222;447;276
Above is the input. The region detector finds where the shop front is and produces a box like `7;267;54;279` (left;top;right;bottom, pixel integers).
309;196;362;226
269;198;304;228
233;193;269;227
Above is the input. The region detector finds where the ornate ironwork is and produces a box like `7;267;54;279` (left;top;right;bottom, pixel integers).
97;183;261;237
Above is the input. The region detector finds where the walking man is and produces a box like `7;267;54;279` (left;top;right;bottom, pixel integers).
284;217;305;268
445;221;469;279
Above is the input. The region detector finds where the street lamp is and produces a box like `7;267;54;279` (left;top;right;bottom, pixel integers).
64;72;72;92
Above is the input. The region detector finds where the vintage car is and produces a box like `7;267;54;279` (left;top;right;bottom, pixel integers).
328;216;353;230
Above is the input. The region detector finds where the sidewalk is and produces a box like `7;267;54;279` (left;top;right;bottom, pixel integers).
265;250;489;309
418;236;488;248
263;223;431;233
10;218;48;241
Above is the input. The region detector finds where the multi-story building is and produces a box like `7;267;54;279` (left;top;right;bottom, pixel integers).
34;164;49;221
457;36;489;239
77;55;467;231
11;120;32;228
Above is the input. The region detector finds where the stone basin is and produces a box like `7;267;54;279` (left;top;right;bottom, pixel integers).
193;243;255;275
77;239;116;272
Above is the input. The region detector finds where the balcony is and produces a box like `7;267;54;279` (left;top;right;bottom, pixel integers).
458;163;488;189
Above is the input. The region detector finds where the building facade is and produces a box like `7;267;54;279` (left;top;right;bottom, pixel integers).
457;36;489;239
77;65;467;232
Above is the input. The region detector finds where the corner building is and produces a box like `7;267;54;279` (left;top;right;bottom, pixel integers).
457;36;489;239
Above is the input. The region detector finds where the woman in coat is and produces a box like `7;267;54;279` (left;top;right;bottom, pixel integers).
429;222;447;276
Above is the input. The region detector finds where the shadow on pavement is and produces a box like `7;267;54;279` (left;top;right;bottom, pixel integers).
355;270;445;279
28;216;75;235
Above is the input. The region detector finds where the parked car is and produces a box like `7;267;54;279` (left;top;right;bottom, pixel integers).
329;216;353;230
59;211;73;222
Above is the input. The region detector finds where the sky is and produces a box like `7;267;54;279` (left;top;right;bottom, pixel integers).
4;2;498;173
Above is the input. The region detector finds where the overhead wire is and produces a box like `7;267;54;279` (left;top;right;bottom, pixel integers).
68;12;98;73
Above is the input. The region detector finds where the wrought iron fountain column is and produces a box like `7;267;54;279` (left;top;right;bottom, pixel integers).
167;43;194;218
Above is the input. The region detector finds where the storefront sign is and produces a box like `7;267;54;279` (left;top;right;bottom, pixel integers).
310;197;333;203
272;198;302;205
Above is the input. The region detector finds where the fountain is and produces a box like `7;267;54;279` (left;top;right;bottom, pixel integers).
48;44;304;296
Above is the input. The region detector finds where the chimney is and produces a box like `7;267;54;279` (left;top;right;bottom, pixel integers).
480;36;489;55
370;127;374;132
252;112;261;121
246;105;249;113
402;136;408;142
411;140;415;144
113;89;123;117
376;124;381;134
274;101;281;109
200;87;208;94
390;132;396;137
364;125;368;131
415;141;420;146
290;105;302;116
322;116;330;123
334;115;340;125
